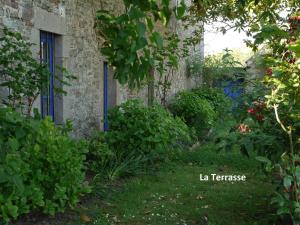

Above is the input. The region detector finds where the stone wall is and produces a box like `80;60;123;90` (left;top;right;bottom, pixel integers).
163;14;204;102
0;0;204;137
0;0;119;137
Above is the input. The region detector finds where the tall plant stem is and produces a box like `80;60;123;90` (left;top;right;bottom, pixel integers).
274;104;294;155
274;104;297;202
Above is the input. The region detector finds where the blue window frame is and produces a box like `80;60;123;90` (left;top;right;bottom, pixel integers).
40;31;55;120
103;62;109;131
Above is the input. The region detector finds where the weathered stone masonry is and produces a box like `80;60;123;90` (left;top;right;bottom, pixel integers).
0;0;203;137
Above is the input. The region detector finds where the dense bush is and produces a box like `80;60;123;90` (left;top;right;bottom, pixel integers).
0;108;89;223
87;100;191;180
169;91;216;137
191;87;231;116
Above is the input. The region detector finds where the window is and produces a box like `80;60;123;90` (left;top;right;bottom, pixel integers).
40;31;63;124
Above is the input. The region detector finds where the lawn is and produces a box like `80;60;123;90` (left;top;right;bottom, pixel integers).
15;144;274;225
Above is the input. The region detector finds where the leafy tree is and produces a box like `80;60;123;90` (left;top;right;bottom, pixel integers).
95;0;188;89
95;0;300;90
0;28;49;115
187;0;299;37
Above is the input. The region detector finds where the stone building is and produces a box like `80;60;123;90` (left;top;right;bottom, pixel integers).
0;0;203;137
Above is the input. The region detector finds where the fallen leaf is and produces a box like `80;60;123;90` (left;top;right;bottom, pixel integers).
80;214;92;223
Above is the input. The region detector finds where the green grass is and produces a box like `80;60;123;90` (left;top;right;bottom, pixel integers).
58;144;274;225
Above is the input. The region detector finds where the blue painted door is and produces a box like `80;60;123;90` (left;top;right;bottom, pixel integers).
223;79;244;110
223;80;244;101
40;31;55;120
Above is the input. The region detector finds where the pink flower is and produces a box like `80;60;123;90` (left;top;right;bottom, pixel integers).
266;68;273;76
247;108;256;114
237;124;251;134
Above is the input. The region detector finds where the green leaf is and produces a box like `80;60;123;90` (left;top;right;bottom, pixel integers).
296;166;300;176
128;7;144;20
15;129;26;139
136;37;148;50
295;207;300;214
283;175;292;189
162;0;171;7
151;32;164;49
96;10;112;21
175;1;186;19
0;168;8;183
8;138;19;151
244;139;254;152
146;18;154;31
169;55;178;67
136;22;146;36
277;206;290;215
256;156;271;164
7;203;18;218
159;7;172;25
288;39;300;57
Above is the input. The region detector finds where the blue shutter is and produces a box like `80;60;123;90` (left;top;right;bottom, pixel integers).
40;31;55;120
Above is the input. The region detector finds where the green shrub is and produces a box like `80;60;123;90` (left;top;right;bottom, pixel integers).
0;108;89;223
87;100;191;180
87;132;145;180
169;91;216;137
87;132;148;180
191;87;231;116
